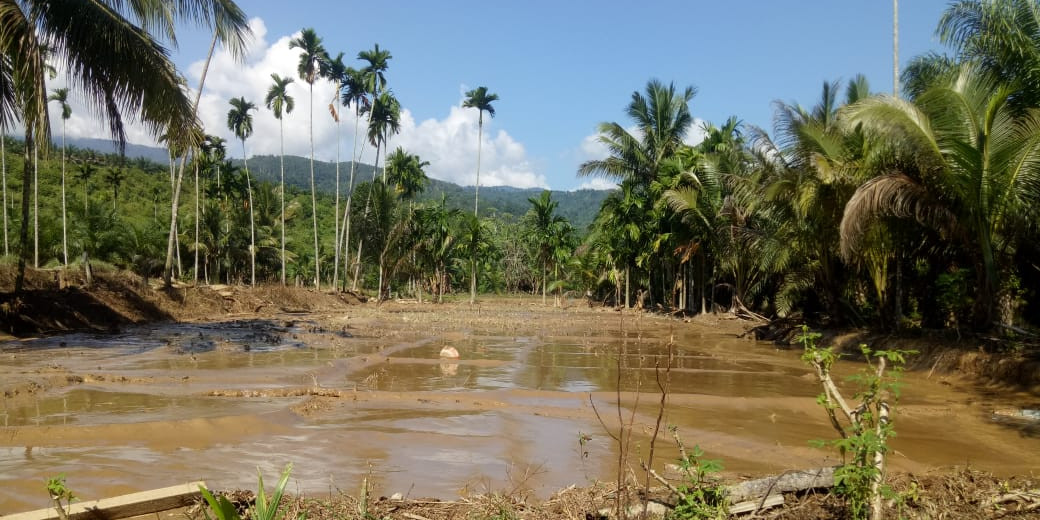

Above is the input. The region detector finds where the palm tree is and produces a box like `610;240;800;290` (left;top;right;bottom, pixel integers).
368;91;401;183
105;168;125;212
462;86;499;217
324;52;347;288
338;66;370;289
1;57;9;256
579;79;697;307
840;65;1040;329
358;44;392;97
936;0;1040;107
526;190;566;305
460;213;493;305
289;28;327;289
385;147;429;201
265;73;294;285
462;86;498;304
352;91;400;290
76;162;96;214
227;96;257;286
48;87;71;266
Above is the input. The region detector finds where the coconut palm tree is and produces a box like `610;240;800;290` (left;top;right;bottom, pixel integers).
324;51;348;288
227;96;257;286
289;27;327;289
840;65;1040;329
579;80;696;307
579;80;696;191
936;0;1040;107
265;73;294;285
338;66;370;289
48;87;71;266
462;86;498;216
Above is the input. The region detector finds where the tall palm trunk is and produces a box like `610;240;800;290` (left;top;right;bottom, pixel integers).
333;117;341;288
1;134;7;256
470;114;484;305
33;144;38;268
165;31;217;287
193;160;199;285
625;264;631;308
15;128;34;293
339;105;362;290
243;139;255;287
279;117;286;285
60;119;67;266
352;142;380;291
542;262;547;305
474;114;483;216
308;82;321;289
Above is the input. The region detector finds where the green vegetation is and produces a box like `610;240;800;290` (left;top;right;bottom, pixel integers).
200;464;302;520
46;474;76;520
800;328;914;520
2;0;1038;336
573;1;1040;333
667;428;727;520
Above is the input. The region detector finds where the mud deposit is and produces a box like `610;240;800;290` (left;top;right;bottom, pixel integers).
1;300;1038;512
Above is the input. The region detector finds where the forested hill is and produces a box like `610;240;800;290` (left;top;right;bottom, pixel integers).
243;154;611;231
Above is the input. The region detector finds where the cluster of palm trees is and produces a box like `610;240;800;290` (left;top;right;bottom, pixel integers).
0;3;512;300
574;0;1040;332
6;0;1037;331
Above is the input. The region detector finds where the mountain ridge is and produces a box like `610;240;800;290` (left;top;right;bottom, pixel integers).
61;138;612;230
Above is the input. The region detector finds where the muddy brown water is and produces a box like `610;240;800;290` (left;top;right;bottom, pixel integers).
1;301;1038;512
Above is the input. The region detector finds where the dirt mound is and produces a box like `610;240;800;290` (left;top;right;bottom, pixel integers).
0;266;365;337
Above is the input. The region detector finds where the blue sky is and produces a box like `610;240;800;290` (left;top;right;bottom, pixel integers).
64;1;952;190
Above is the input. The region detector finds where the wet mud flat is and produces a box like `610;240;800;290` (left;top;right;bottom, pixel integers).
1;299;1038;512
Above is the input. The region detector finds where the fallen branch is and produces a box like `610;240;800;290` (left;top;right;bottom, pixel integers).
725;467;836;503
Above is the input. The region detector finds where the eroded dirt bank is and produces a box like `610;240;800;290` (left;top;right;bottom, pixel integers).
0;267;364;338
2;298;1038;514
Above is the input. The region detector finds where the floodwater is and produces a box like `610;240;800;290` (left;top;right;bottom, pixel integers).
1;301;1038;512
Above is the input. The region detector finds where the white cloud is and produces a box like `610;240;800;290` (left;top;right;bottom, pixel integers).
46;18;545;189
685;118;708;147
393;104;546;189
576;177;618;191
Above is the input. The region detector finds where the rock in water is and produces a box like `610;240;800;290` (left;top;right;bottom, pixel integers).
439;346;460;358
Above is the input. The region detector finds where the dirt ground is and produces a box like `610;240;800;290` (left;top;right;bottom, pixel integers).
173;467;1039;520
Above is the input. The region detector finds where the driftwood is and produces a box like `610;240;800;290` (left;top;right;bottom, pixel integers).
725;467;836;503
729;493;784;514
3;481;204;520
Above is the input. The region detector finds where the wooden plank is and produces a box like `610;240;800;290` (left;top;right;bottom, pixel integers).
729;494;784;514
2;481;205;520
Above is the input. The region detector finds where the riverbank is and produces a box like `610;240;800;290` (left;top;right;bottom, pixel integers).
0;265;364;338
